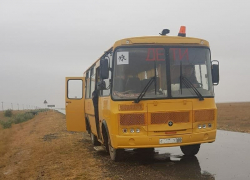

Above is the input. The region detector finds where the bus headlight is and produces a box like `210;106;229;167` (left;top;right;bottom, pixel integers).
130;129;135;133
122;129;127;133
198;125;202;129
203;124;206;129
208;123;212;128
136;129;140;133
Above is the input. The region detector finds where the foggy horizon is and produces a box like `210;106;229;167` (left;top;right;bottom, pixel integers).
1;0;249;109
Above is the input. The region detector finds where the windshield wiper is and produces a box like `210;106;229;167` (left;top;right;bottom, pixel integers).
134;77;155;103
181;76;204;101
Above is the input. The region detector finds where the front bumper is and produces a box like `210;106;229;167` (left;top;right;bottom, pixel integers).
111;130;216;149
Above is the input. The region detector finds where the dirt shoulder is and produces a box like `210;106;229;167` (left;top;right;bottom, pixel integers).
0;111;108;180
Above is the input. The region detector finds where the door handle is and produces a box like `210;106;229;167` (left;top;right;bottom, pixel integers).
66;101;71;103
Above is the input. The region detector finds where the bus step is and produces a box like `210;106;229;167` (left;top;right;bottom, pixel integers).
93;146;106;152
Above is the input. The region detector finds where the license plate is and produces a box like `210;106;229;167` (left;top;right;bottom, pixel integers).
159;137;182;144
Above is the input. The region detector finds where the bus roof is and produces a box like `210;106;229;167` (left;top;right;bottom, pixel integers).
113;35;209;48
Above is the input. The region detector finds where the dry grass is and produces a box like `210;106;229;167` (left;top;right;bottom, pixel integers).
217;102;250;133
0;111;107;180
0;126;13;158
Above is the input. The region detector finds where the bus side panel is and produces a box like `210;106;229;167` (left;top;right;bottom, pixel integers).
65;77;86;132
98;96;111;120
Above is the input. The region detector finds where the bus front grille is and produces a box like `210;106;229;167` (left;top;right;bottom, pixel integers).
194;109;215;122
120;113;145;126
150;112;190;124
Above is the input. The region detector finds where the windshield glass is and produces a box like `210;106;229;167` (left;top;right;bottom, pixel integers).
112;47;213;100
112;47;167;100
170;48;213;97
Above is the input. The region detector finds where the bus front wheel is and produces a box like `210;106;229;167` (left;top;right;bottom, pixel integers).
180;144;200;156
108;137;123;161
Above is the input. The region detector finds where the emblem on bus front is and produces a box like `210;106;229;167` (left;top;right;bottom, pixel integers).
168;121;173;126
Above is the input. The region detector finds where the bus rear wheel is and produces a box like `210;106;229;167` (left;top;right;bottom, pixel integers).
180;144;200;156
108;137;123;161
86;119;91;136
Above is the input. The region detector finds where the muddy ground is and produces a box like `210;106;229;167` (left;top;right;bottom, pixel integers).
0;102;249;180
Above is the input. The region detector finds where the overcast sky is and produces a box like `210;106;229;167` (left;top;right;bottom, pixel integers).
0;0;249;109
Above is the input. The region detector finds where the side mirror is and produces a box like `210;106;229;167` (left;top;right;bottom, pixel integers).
97;80;106;90
100;58;109;79
211;60;219;85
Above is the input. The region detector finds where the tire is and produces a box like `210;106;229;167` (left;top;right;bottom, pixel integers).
91;132;101;146
86;120;91;136
180;144;200;156
108;136;123;161
102;129;109;153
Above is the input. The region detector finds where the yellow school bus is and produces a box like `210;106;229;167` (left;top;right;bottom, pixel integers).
65;26;220;161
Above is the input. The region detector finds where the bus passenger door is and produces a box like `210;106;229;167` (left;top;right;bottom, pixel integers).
65;77;86;132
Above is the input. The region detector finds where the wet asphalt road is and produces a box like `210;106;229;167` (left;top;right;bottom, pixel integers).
93;130;250;180
154;130;250;180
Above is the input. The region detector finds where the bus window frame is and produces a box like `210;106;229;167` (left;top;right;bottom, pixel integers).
99;51;112;97
85;71;90;99
85;64;96;99
67;79;84;100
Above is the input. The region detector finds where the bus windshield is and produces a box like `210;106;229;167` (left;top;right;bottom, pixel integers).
112;47;213;100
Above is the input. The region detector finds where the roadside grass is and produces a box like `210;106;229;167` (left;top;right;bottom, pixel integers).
4;109;13;117
0;109;48;159
0;110;21;122
0;125;12;158
0;109;48;129
0;121;12;129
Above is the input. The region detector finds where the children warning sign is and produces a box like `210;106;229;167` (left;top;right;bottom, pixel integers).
117;52;129;65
